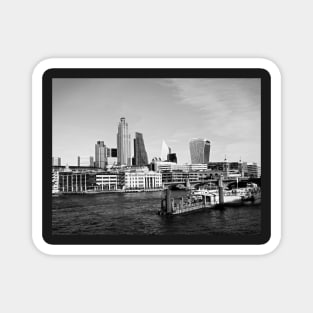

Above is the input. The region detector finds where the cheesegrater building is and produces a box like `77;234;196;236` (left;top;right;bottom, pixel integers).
189;138;211;164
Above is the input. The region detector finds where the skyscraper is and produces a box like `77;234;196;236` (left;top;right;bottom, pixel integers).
106;147;118;167
161;140;170;161
95;141;106;169
189;138;211;164
117;117;131;166
167;153;177;163
133;132;148;166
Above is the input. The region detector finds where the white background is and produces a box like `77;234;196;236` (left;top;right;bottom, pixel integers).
0;0;311;312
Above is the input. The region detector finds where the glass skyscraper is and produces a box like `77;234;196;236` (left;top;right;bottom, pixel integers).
95;141;106;169
161;140;170;161
133;132;148;166
189;138;211;164
117;117;131;166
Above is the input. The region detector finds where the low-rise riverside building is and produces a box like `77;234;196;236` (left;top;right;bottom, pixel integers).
121;167;162;190
189;164;208;171
161;170;208;184
59;171;97;192
247;163;261;178
52;170;59;193
151;160;207;172
96;173;119;190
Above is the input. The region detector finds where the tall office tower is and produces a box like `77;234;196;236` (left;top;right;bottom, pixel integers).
78;156;94;167
95;141;106;169
106;148;117;158
117;117;131;166
52;157;61;166
106;147;118;167
133;132;148;166
167;153;177;163
189;138;211;164
110;148;117;157
161;140;170;161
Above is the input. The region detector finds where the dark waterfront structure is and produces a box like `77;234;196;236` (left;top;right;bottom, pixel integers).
133;132;148;166
95;141;106;169
189;138;211;164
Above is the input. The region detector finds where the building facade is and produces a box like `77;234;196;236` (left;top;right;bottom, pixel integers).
161;170;207;184
117;117;131;166
95;141;106;169
167;153;177;163
106;147;118;168
133;132;148;166
78;156;94;167
107;148;117;157
247;163;261;178
96;173;119;190
52;170;59;193
151;160;207;172
121;168;162;190
59;171;97;192
189;138;211;164
52;157;61;166
208;161;245;178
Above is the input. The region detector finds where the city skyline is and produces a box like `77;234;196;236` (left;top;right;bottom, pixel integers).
52;78;261;165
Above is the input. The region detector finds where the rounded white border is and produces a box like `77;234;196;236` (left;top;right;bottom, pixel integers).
32;58;281;255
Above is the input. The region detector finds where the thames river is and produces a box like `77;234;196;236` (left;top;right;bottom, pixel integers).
52;191;261;236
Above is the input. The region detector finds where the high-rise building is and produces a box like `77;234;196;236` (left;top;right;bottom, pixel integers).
117;117;131;165
106;147;118;168
167;153;177;163
161;140;170;161
52;157;61;166
189;138;211;164
78;156;94;167
133;132;148;166
111;148;117;157
95;141;106;169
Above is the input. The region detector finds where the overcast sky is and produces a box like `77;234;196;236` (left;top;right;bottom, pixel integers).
52;78;260;165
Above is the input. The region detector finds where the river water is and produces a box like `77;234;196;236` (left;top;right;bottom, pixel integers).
52;191;261;236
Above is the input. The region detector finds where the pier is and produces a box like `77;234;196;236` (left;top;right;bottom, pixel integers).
159;189;214;215
158;176;261;216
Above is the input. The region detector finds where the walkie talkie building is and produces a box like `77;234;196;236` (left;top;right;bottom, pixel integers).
189;138;211;164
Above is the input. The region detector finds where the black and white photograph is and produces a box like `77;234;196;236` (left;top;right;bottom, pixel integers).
50;73;266;242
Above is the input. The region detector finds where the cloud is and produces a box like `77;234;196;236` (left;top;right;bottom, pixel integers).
163;78;261;162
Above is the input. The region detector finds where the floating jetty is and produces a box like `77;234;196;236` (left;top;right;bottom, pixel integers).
158;177;261;216
159;189;213;215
